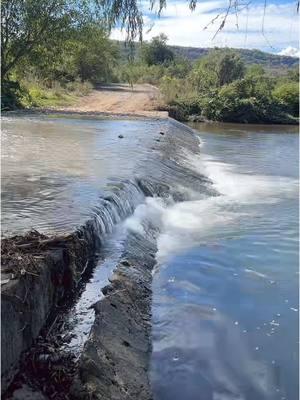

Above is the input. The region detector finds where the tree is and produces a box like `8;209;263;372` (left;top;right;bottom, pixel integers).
192;49;245;91
12;23;119;85
74;24;119;82
141;34;174;66
246;64;265;78
273;82;299;116
1;0;99;79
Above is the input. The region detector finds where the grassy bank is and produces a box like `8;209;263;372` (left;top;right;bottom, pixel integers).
2;78;93;111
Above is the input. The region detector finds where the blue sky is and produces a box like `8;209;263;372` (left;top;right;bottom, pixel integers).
110;0;300;55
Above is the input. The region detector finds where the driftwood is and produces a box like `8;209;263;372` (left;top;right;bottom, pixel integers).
15;235;73;250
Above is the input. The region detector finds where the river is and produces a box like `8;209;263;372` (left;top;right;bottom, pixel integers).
1;115;166;235
1;116;298;400
151;123;299;400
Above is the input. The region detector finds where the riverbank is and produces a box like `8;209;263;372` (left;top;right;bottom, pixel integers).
4;81;298;125
40;83;168;119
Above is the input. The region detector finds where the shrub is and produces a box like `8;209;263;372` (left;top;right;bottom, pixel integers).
1;80;26;110
200;84;285;123
273;82;299;117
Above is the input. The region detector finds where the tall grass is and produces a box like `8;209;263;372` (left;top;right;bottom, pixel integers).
19;76;93;108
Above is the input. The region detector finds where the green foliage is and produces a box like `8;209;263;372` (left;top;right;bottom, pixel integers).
201;83;282;123
14;24;119;85
117;62;163;85
73;25;119;83
1;80;27;110
2;11;118;110
168;45;299;73
192;49;245;89
1;75;92;110
246;64;265;78
273;82;299;117
156;47;298;124
1;0;119;110
2;0;298;125
2;0;86;78
141;34;174;66
286;68;299;82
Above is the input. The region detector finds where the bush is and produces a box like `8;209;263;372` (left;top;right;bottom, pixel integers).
1;80;27;110
65;80;93;96
200;83;286;123
2;76;93;109
141;34;174;66
273;82;299;116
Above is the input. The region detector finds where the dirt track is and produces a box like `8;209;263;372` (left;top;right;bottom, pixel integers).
61;83;168;118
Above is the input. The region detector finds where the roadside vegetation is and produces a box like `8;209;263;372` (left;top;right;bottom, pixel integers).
117;35;299;124
1;0;298;124
1;0;119;110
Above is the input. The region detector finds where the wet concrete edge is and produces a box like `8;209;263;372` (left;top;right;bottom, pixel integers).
71;231;157;400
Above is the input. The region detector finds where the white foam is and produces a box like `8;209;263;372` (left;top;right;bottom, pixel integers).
187;152;297;205
124;146;297;263
244;269;268;279
156;150;297;261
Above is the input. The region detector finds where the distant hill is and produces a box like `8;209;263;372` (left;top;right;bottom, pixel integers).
170;45;299;70
116;41;299;72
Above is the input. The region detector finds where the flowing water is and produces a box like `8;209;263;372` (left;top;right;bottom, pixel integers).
1;115;164;235
150;123;299;400
2;115;298;400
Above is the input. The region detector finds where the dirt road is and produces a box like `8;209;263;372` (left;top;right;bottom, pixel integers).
61;83;168;118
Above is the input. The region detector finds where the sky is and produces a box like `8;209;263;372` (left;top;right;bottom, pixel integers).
110;0;300;56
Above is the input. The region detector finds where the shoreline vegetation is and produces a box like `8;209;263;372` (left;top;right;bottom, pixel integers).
2;20;299;124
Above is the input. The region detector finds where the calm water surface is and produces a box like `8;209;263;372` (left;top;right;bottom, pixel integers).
151;123;299;400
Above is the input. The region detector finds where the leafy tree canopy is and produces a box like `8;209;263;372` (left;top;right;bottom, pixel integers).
192;49;245;90
141;34;174;66
1;0;102;78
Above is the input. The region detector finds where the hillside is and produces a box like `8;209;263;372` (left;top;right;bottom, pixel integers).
171;45;299;70
116;41;299;72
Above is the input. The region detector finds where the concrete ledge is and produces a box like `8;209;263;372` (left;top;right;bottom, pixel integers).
71;231;157;400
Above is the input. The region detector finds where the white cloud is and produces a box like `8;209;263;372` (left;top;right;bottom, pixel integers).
278;46;300;57
110;1;299;53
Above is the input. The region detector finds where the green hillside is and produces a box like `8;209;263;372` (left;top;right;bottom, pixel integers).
116;41;299;72
171;46;299;70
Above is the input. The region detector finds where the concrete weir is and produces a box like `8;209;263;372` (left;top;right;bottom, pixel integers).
71;231;157;400
1;117;212;399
